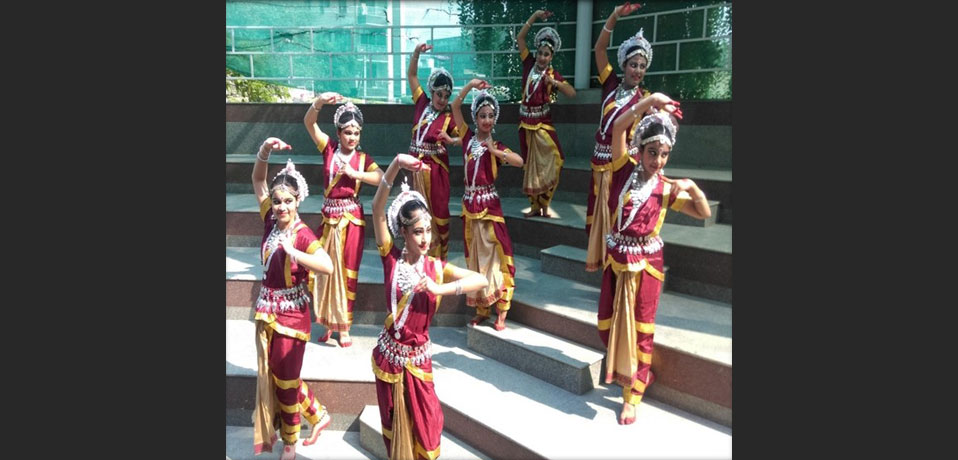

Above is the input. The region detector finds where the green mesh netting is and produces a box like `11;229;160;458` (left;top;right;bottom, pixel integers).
226;0;730;102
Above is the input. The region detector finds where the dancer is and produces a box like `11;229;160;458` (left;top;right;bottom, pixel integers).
516;9;576;218
586;1;654;271
250;138;335;459
370;153;487;459
442;79;523;330
405;42;459;260
598;94;711;425
304;93;384;347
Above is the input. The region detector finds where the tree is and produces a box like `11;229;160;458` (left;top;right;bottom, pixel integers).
226;67;292;102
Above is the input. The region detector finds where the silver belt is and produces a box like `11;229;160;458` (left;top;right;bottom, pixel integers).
377;329;432;368
408;141;443;156
322;196;360;215
606;232;664;256
256;282;310;314
463;183;499;204
520;103;550;118
593;143;638;162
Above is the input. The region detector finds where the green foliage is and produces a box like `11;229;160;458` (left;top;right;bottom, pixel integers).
456;0;577;102
226;67;291;102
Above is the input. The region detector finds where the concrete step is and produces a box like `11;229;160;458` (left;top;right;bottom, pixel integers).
227;249;731;426
226;320;383;431
540;244;730;303
226;426;377;460
226;322;731;459
539;244;669;290
226;247;477;324
508;255;732;426
226;154;732;223
357;405;491;460
226;192;731;290
466;320;604;395
425;328;731;459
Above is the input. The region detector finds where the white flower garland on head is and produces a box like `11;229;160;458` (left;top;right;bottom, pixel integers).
617;28;653;70
632;112;677;150
386;178;432;240
470;89;500;126
427;67;453;94
333;102;364;130
534;27;562;52
272;158;309;201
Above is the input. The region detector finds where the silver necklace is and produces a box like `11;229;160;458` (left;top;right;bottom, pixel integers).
330;144;355;178
599;84;639;136
466;135;491;193
390;248;426;339
415;106;440;147
262;219;299;275
616;168;658;233
525;66;547;103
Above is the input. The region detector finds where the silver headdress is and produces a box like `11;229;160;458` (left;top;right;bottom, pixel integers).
333;102;363;130
633;112;677;149
427;67;453;95
617;28;653;70
534;27;562;52
272;158;310;201
470;90;500;126
386;178;431;239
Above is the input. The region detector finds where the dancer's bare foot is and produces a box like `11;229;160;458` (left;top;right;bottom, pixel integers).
494;310;507;331
303;411;332;446
339;331;352;348
540;207;552;218
468;315;488;326
523;208;540;217
618;402;636;425
317;329;332;343
279;443;296;460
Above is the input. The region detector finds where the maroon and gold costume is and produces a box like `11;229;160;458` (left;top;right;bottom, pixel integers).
455;125;516;319
252;199;328;454
407;86;459;261
596;154;690;406
517;47;566;215
312;137;379;332
585;62;650;271
371;233;459;460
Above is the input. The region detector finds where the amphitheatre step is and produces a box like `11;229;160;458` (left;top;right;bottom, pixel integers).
225;153;732;223
539;244;669;290
226;247;476;323
539;244;729;303
424;327;731;459
226;192;731;289
357;405;491;460
466;320;605;395
226;321;731;459
225;426;376;460
227;248;731;425
508;255;732;426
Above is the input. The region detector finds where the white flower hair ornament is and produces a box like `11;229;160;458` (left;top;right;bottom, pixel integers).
333;102;364;130
272;158;310;201
534;27;562;52
633;112;677;149
427;67;454;94
470;89;500;127
617;28;653;70
386;178;431;239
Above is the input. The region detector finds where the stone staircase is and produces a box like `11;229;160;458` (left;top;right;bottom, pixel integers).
225;100;732;459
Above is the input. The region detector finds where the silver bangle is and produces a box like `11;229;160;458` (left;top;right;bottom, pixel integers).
603;25;613;33
256;150;270;162
454;279;462;296
381;176;393;189
310;104;320;111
